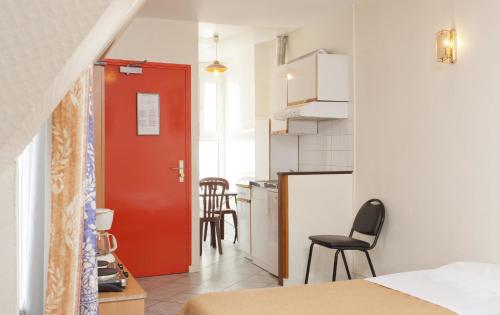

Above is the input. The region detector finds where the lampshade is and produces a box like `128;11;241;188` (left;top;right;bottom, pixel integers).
206;60;228;76
205;34;228;76
436;29;457;64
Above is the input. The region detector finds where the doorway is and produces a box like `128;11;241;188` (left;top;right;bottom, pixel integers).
101;60;192;277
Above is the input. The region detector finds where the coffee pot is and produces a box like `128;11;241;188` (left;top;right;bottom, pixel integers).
96;208;118;259
97;231;118;255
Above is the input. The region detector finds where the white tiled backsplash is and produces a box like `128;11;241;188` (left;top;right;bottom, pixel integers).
298;118;353;172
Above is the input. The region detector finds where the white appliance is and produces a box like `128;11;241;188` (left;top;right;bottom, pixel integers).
250;185;279;276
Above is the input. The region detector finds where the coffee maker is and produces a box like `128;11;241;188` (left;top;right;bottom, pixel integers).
96;208;128;292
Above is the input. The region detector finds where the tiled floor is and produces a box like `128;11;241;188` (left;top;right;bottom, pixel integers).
138;224;279;315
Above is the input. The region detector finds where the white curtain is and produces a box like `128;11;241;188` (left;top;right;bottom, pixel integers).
17;120;51;315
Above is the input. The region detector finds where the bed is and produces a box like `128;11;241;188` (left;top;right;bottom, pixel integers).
179;262;500;315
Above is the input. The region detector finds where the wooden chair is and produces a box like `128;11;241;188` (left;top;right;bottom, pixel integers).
199;179;225;255
200;177;238;244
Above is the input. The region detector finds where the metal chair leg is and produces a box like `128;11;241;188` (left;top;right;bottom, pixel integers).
340;250;352;280
305;243;314;284
364;251;376;277
332;250;341;282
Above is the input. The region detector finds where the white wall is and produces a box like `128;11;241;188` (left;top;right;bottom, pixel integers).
224;40;256;131
286;174;353;286
0;164;17;315
255;40;275;120
223;40;257;184
354;0;500;276
106;17;201;270
286;13;353;61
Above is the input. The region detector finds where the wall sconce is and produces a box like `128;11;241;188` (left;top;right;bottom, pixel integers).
436;29;457;64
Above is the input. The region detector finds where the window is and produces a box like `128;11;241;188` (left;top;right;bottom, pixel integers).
17;121;50;315
199;72;255;187
199;76;224;179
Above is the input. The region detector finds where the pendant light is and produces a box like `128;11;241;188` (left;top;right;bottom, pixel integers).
206;34;228;76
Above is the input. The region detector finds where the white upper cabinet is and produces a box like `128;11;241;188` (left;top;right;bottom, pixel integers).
270;64;318;135
287;53;349;105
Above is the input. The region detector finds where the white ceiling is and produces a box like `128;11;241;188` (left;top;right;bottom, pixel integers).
139;0;353;63
198;22;289;62
139;0;353;28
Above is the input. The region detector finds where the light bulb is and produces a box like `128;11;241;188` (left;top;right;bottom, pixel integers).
213;70;220;77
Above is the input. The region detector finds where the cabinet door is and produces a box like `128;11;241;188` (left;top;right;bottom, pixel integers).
236;199;251;256
267;191;279;276
250;188;269;265
287;54;316;105
317;54;349;102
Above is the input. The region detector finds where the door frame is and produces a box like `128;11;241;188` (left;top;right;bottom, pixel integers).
96;59;192;267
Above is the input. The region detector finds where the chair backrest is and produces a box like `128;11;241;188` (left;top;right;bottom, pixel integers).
350;199;385;248
200;177;229;189
199;178;226;219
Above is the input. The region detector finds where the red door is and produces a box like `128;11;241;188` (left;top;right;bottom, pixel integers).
104;59;191;277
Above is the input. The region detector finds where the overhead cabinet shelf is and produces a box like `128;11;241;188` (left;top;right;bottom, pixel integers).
274;101;348;121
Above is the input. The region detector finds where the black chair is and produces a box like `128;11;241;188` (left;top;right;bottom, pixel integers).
304;199;385;284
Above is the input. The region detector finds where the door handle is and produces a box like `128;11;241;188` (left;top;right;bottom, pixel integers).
170;160;185;182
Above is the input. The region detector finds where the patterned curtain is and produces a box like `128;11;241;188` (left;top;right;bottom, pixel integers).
45;69;98;315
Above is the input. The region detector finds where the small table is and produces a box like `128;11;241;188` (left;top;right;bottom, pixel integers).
98;258;146;315
200;191;238;240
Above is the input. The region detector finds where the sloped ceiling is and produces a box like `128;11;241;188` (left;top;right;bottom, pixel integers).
0;0;145;170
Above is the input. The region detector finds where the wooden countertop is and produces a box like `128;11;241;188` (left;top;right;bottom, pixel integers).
98;261;147;303
235;183;251;188
277;171;353;176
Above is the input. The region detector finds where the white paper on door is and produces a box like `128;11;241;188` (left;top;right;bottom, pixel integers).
137;92;160;135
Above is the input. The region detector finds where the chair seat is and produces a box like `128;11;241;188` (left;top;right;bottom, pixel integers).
309;235;370;249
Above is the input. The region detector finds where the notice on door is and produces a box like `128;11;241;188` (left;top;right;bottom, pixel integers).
137;93;160;135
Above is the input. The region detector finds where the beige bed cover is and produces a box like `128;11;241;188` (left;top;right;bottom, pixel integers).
179;279;455;315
